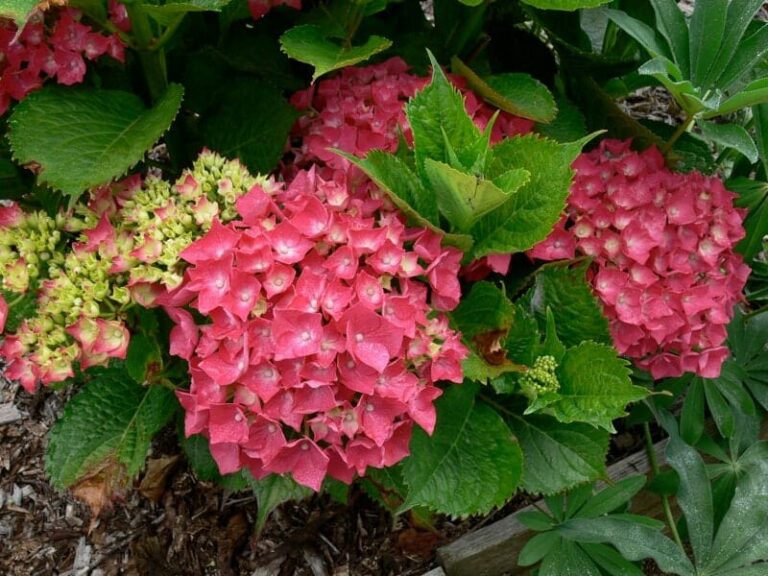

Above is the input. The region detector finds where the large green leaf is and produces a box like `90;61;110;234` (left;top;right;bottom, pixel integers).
548;342;646;431
46;364;178;489
559;517;695;576
715;25;768;92
247;473;312;532
279;25;392;82
9;85;183;203
688;0;728;86
726;309;768;411
539;538;602;575
527;263;611;348
520;0;611;10
648;0;689;77
0;0;39;28
603;9;672;60
181;433;249;491
709;77;768;118
451;57;557;123
406;52;481;177
696;120;758;163
200;78;298;175
0;288;37;333
400;382;523;517
469;133;591;259
507;413;609;495
450;281;515;341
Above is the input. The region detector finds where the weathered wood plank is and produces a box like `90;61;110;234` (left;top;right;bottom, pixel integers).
422;568;447;576
0;403;23;425
436;438;669;576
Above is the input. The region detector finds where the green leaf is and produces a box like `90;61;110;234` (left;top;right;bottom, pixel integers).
0;0;40;28
247;473;312;532
549;342;646;431
710;77;768;118
400;382;523;517
729;178;768;261
469;133;592;259
463;350;527;385
582;542;646;576
507;413;609;495
142;0;232;25
539;538;601;575
753;103;768;180
536;97;588;143
603;9;672;60
9;85;183;203
518;531;562;567
451;281;515;341
715;26;768;92
279;25;392;82
527;263;611;348
200;78;298;175
648;0;689;77
559;517;695;576
337;150;440;229
125;334;163;384
576;476;646;518
0;144;28;200
727;309;768;411
680;378;705;445
665;430;714;568
688;0;728;86
180;433;248;491
46;364;178;489
696;120;759;163
0;289;37;333
424;158;528;231
451;57;557;123
520;0;611;10
702;0;767;88
406;52;481;177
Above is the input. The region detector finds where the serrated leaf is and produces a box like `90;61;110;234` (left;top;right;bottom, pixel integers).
400;382;523;516
125;333;162;384
279;25;392;82
520;0;610;10
406;51;481;177
200;78;297;175
559;517;695;575
46;364;178;489
451;57;557;123
549;342;646;431
9;85;183;203
528;263;611;348
451;281;515;340
696;120;758;163
142;0;232;25
246;473;312;532
423;159;528;231
469;133;592;259
507;413;609;495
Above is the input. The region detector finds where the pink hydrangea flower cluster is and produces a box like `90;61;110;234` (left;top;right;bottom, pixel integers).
530;139;750;379
0;8;125;115
247;0;301;20
167;168;467;490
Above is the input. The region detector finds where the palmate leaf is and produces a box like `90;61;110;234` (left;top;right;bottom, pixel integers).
506;413;609;495
279;25;392;82
468;133;593;259
46;364;178;489
400;382;523;517
9;85;183;204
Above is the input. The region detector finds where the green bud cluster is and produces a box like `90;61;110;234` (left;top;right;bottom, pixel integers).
0;210;61;292
519;355;560;398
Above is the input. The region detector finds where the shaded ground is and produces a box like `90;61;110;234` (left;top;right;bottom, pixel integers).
1;379;538;576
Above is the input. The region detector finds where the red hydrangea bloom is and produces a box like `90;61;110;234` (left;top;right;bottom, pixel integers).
168;169;467;490
0;8;125;115
248;0;301;20
530;139;750;380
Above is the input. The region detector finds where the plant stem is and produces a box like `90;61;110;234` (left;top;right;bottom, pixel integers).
643;422;684;551
125;3;168;103
661;115;695;156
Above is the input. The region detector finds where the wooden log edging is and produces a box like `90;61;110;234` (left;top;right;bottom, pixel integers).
433;438;670;576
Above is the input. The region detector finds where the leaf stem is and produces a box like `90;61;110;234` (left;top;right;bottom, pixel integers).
643;422;684;551
661;115;695;156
